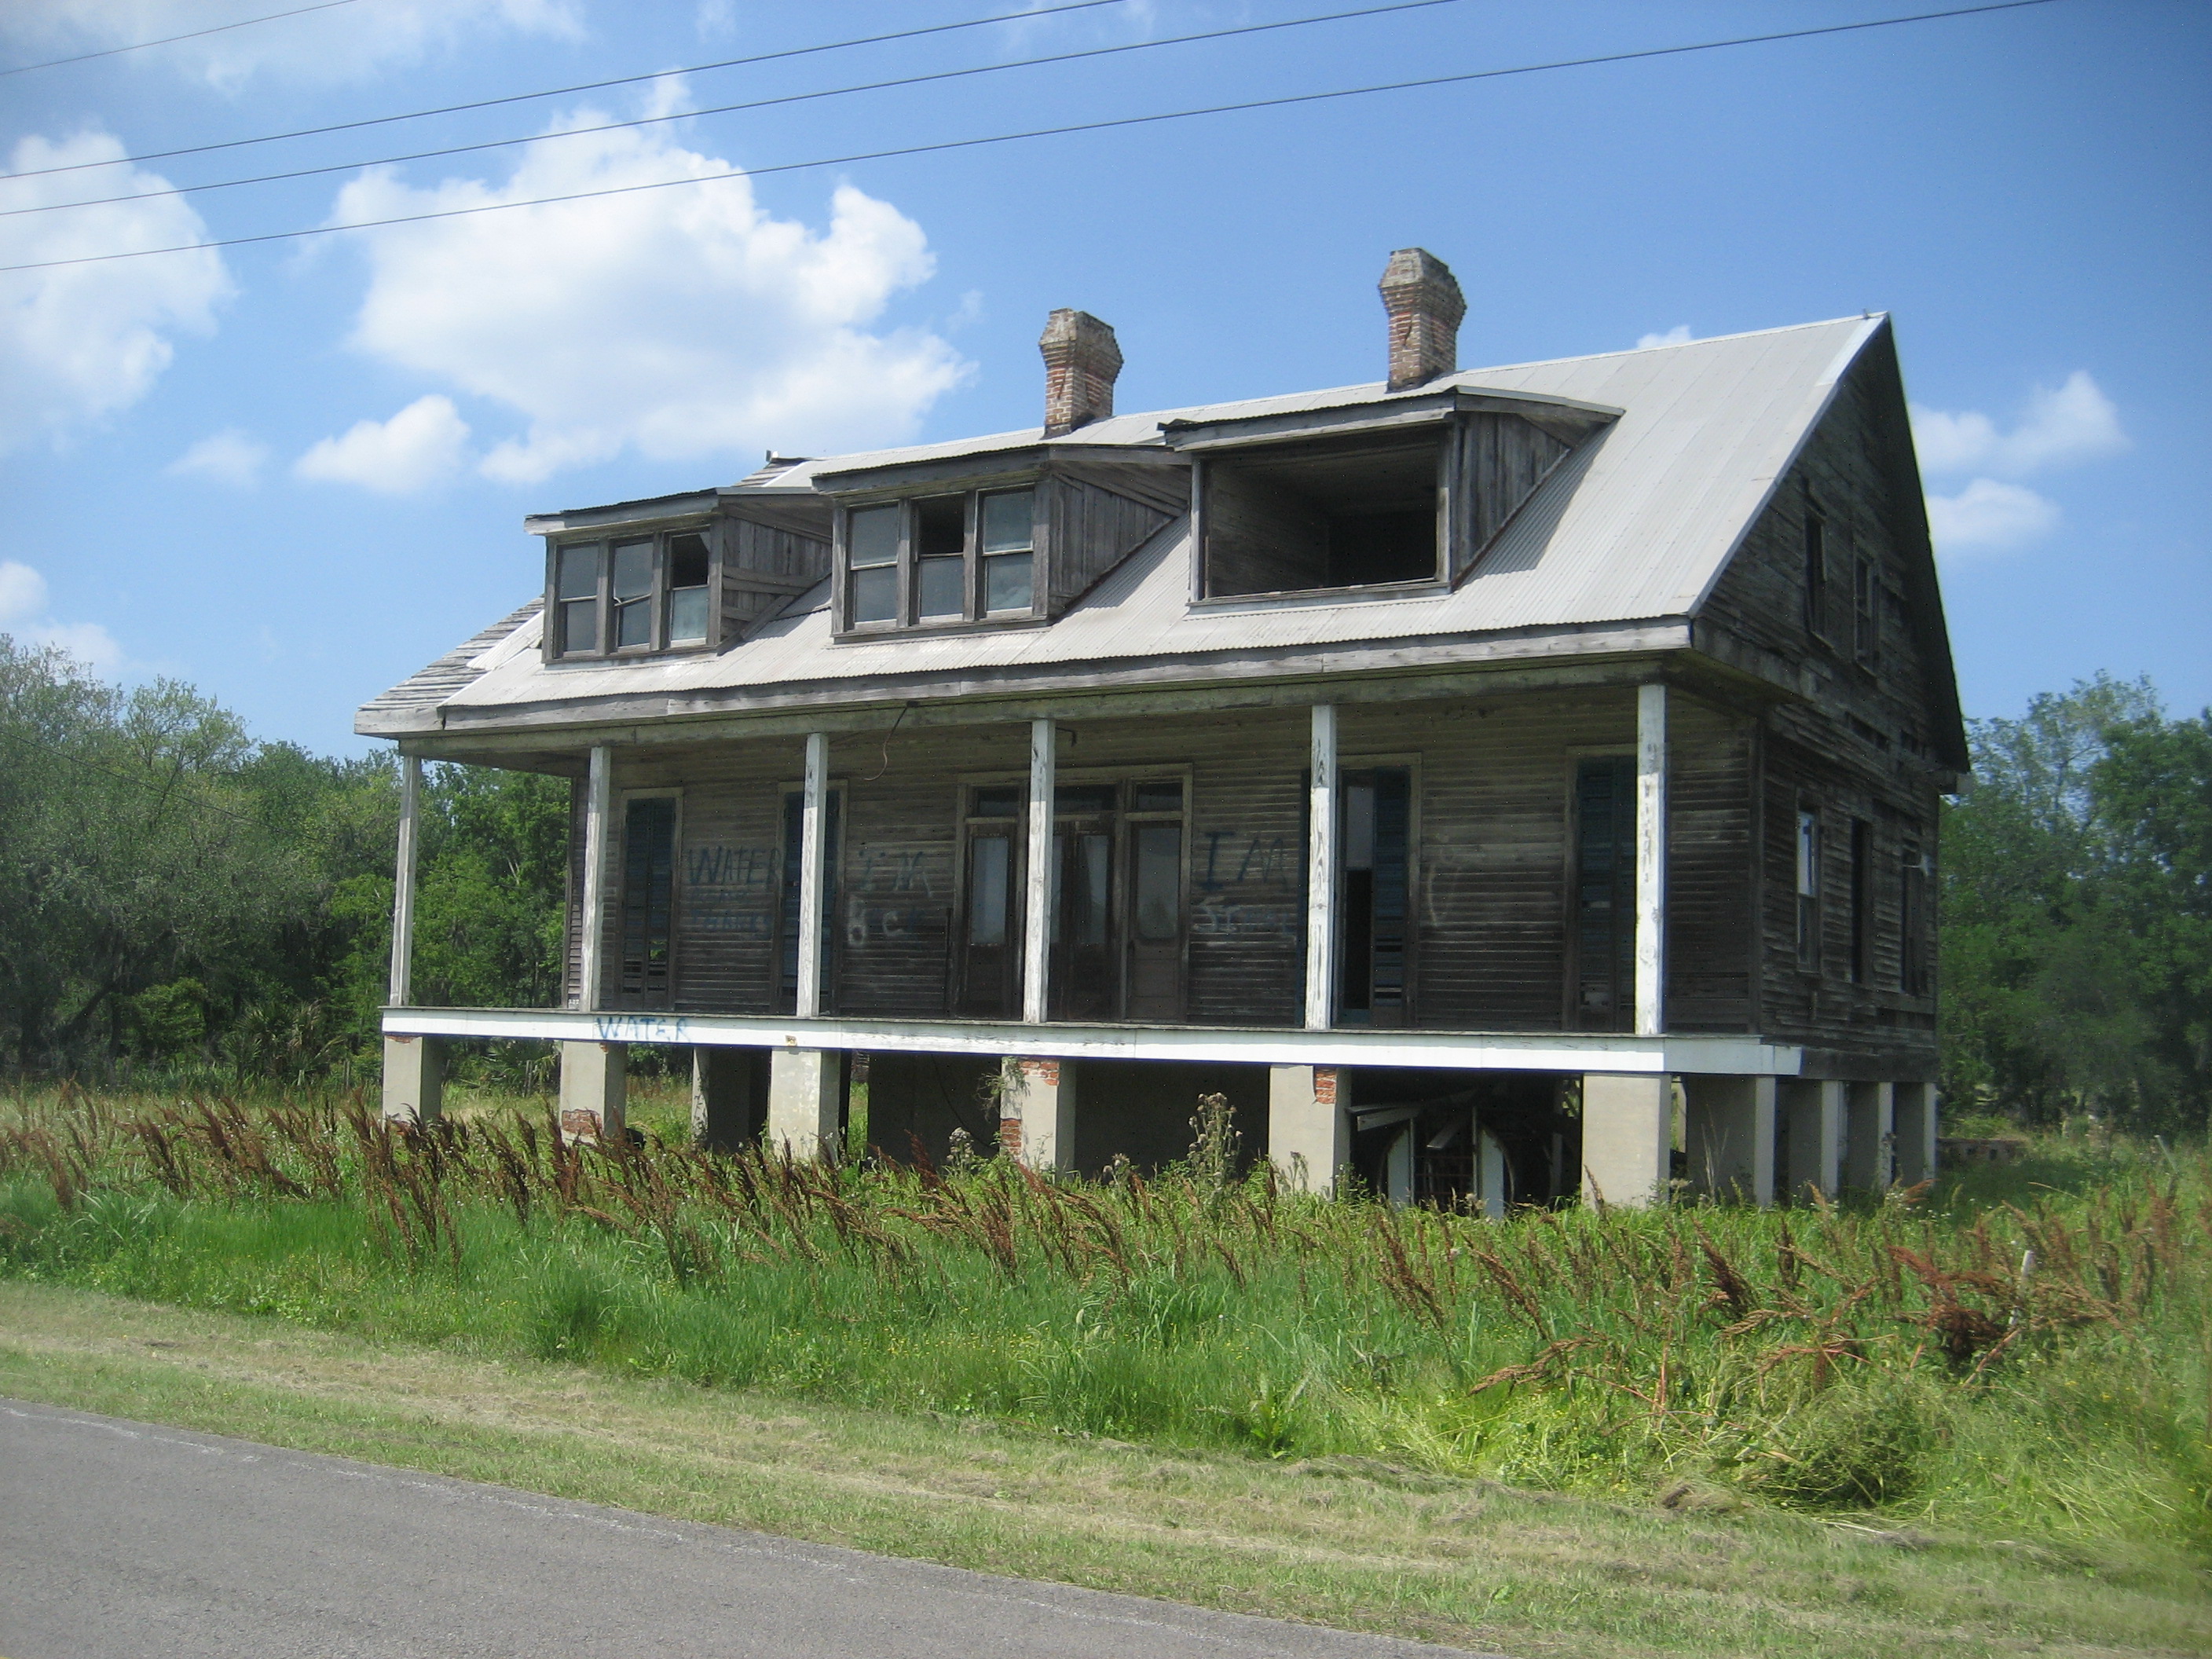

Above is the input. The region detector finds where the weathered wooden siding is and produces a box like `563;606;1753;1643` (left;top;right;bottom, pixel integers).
1451;413;1572;580
1703;353;1946;1068
1199;460;1329;597
1042;466;1183;613
1666;693;1756;1032
562;690;1768;1035
720;515;828;641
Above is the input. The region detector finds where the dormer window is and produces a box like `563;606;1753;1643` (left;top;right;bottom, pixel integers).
840;488;1038;632
1166;391;1607;604
551;529;716;658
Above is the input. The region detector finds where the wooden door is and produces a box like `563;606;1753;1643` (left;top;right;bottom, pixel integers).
1569;756;1635;1031
953;786;1023;1017
1049;786;1116;1020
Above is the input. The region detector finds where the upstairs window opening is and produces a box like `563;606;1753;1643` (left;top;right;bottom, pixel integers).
840;488;1037;632
1201;428;1441;599
551;529;718;658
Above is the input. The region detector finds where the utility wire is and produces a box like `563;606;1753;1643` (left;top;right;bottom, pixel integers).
0;0;2063;277
0;0;362;79
0;0;1459;222
0;0;1137;181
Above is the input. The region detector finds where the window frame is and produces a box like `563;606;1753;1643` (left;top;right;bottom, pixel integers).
1795;804;1823;974
612;787;683;1010
1852;551;1881;668
1188;422;1454;604
1802;489;1833;648
544;522;722;661
833;483;1043;637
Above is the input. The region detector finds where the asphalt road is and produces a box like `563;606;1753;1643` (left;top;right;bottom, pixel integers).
0;1397;1500;1658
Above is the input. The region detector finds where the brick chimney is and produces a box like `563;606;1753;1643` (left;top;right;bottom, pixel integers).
1039;309;1122;437
1379;248;1465;392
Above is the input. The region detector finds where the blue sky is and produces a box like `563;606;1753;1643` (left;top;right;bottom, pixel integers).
1;0;2204;756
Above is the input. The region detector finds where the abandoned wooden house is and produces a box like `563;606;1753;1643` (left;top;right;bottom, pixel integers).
362;248;1965;1207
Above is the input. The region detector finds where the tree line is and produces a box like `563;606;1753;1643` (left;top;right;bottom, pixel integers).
2;636;2206;1127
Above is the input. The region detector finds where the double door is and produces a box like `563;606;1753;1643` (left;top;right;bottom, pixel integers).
953;778;1185;1022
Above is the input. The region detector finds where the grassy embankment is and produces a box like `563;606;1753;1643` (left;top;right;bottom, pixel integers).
2;1080;2208;1657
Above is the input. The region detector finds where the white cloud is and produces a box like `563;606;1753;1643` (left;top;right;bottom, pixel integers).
325;104;969;486
1925;478;2060;555
1636;325;1695;350
0;560;122;670
30;619;124;672
0;560;49;624
1910;371;2127;478
295;395;472;493
0;130;231;456
167;427;268;487
0;1;582;93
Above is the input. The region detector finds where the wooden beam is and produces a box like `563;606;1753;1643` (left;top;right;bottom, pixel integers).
797;731;829;1018
386;1004;1807;1077
1021;718;1056;1024
578;745;613;1013
386;754;421;1007
1306;703;1339;1031
1635;682;1668;1037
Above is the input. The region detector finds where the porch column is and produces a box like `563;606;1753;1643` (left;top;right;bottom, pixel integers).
380;1035;443;1126
379;753;439;1125
1305;703;1339;1031
1634;683;1667;1037
560;744;624;1137
1782;1079;1844;1202
559;1042;627;1140
1581;1072;1671;1208
1892;1081;1939;1185
767;1046;845;1161
577;743;613;1011
1683;1075;1776;1206
387;753;420;1008
1021;718;1055;1024
1268;1064;1348;1195
1002;1057;1076;1171
1844;1081;1895;1191
797;731;830;1018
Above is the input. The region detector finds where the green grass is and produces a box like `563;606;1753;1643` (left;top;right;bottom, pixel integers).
2;1082;2209;1654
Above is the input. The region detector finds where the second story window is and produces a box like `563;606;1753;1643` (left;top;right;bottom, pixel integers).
552;529;715;658
840;489;1036;632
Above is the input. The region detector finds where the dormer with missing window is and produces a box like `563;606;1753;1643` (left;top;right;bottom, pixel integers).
1170;251;1616;602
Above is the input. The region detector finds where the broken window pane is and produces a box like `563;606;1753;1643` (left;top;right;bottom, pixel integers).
916;495;965;558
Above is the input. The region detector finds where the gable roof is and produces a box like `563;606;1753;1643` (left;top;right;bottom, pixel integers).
363;313;1954;743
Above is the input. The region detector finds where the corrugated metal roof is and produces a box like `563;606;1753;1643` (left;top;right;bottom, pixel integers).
376;315;1884;731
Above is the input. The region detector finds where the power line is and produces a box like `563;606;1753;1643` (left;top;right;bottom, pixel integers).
2;0;1457;222
0;0;2064;277
0;0;362;79
0;0;1137;181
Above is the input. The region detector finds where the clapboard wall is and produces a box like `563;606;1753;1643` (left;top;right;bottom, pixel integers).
563;686;1766;1037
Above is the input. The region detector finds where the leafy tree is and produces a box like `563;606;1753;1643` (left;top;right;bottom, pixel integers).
1941;673;2212;1130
